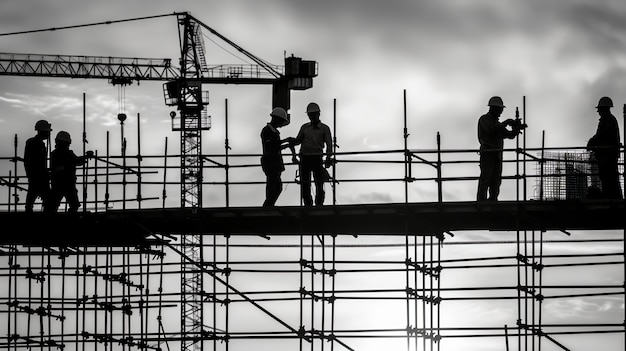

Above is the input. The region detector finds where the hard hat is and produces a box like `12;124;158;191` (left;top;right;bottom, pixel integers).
55;131;71;143
487;96;505;108
306;102;320;114
34;119;52;132
596;96;613;108
270;107;289;126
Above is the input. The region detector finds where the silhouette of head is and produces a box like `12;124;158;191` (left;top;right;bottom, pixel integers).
306;102;321;125
596;96;613;117
35;119;52;138
270;107;289;128
487;96;505;118
55;131;72;148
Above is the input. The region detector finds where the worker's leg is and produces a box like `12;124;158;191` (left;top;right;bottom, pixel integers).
263;170;283;207
25;187;36;212
312;158;326;206
477;153;494;201
25;179;47;212
45;189;62;213
300;157;313;206
598;158;623;199
66;187;81;213
488;159;503;201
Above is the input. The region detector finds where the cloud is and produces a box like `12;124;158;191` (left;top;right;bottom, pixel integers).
0;94;27;106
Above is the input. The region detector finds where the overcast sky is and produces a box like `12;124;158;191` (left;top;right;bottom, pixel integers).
0;1;624;350
1;0;625;205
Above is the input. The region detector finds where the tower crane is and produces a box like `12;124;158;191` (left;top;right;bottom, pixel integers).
0;11;318;208
0;11;318;351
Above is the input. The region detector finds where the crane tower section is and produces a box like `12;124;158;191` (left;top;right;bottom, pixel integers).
163;14;211;209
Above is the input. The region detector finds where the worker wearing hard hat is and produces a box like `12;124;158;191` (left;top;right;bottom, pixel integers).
47;131;94;213
290;102;333;206
24;119;53;212
260;107;296;206
586;96;623;199
477;96;527;201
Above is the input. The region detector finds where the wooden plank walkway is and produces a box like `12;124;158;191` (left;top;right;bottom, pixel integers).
1;199;623;246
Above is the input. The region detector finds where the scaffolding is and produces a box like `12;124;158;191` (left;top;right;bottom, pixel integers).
0;95;624;351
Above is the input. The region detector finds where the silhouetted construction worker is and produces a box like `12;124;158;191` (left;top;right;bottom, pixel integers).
291;102;333;206
586;96;623;199
477;96;526;201
24;119;52;212
260;107;296;207
48;131;93;213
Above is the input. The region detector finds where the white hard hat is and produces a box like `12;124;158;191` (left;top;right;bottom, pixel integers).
270;107;289;126
55;131;72;143
306;102;320;114
487;96;505;108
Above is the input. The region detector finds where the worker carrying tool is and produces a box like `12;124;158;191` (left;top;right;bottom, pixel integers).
476;96;527;201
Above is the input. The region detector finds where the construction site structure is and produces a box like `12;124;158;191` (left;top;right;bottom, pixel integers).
0;94;624;351
1;12;625;351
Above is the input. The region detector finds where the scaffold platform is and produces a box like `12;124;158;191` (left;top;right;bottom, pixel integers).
2;199;623;246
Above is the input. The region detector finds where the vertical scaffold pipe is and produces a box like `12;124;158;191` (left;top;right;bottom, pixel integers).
404;231;411;351
403;90;409;203
421;236;427;351
515;106;520;203
332;98;337;206
538;230;545;351
539;130;546;201
82;92;87;213
12;133;18;212
225;99;230;207
522;96;527;201
105;132;110;210
320;235;326;348
225;235;231;350
60;250;67;350
436;233;442;350
122;137;127;211
162;137;168;209
437;132;442;203
93;150;99;212
299;230;304;351
310;233;315;349
137;112;143;210
212;234;218;351
330;234;337;351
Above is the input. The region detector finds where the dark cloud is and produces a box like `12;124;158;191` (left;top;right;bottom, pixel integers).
562;2;626;52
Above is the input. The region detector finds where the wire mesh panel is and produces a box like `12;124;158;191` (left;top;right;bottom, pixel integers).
534;150;623;200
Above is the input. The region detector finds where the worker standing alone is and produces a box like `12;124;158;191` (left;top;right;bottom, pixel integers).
476;96;526;201
586;96;623;199
47;131;93;213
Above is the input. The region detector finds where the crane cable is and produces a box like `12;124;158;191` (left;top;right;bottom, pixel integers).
0;12;181;37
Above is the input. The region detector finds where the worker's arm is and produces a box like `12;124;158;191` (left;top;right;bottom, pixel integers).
500;119;522;140
324;125;333;168
280;137;298;163
291;127;304;146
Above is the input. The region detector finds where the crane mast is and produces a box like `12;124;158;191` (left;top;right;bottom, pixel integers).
175;14;207;351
